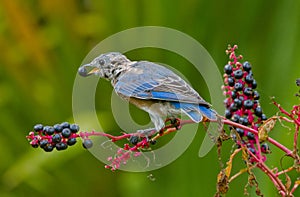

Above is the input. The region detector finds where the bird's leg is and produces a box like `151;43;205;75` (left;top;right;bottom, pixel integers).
135;128;160;146
136;128;157;138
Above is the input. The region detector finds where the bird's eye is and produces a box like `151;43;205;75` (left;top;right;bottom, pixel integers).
99;59;105;66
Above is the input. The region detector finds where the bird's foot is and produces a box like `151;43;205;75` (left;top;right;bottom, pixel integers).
136;128;157;138
133;128;158;146
165;117;181;130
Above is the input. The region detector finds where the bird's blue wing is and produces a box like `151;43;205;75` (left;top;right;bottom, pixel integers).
171;102;217;122
114;61;210;105
114;61;217;121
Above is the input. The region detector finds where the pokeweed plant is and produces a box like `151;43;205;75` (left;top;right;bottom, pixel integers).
26;45;299;196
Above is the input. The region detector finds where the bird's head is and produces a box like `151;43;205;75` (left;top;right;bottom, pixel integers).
78;52;130;80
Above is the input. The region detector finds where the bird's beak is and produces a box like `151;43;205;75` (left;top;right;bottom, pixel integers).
87;67;100;75
78;63;100;77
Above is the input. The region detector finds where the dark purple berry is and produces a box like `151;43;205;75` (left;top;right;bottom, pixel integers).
31;143;39;148
53;124;63;132
44;144;54;152
245;74;253;84
241;117;249;126
34;124;44;132
238;117;246;124
83;139;93;149
248;147;256;155
253;91;260;100
39;139;48;148
62;128;71;138
234;69;244;79
224;64;233;74
244;100;254;109
261;114;268;121
225;109;232;119
234;98;242;108
253;100;259;105
234;82;243;91
231;91;237;99
254;106;263;117
242;61;252;72
60;122;70;129
261;143;271;154
238;96;245;101
252;79;257;89
129;135;139;145
232;114;240;123
52;134;62;143
44;126;55;135
70;124;80;133
67;138;77;146
229;103;238;112
243;87;253;96
227;77;235;87
296;78;300;86
42;126;50;134
236;128;244;137
247;132;255;140
56;142;68;151
150;140;157;145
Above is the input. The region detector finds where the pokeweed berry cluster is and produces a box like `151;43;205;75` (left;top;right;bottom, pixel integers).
222;45;270;161
26;122;93;152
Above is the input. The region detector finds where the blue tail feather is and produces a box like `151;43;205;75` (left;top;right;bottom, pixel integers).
198;105;217;121
185;110;203;122
171;102;217;122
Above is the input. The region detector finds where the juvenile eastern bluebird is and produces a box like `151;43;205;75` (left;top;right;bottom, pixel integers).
78;52;217;136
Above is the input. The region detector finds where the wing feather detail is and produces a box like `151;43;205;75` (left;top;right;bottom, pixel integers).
114;61;210;106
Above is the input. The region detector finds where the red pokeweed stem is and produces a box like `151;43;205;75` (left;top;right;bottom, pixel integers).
222;119;294;158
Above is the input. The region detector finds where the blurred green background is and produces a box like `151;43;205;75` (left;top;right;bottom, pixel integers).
0;0;299;196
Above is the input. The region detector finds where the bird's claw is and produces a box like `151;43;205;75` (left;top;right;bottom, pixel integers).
165;118;181;130
136;128;157;138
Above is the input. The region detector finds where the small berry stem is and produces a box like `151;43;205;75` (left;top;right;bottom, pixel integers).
78;131;133;142
256;162;286;194
276;166;295;176
222;118;294;157
290;182;299;195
